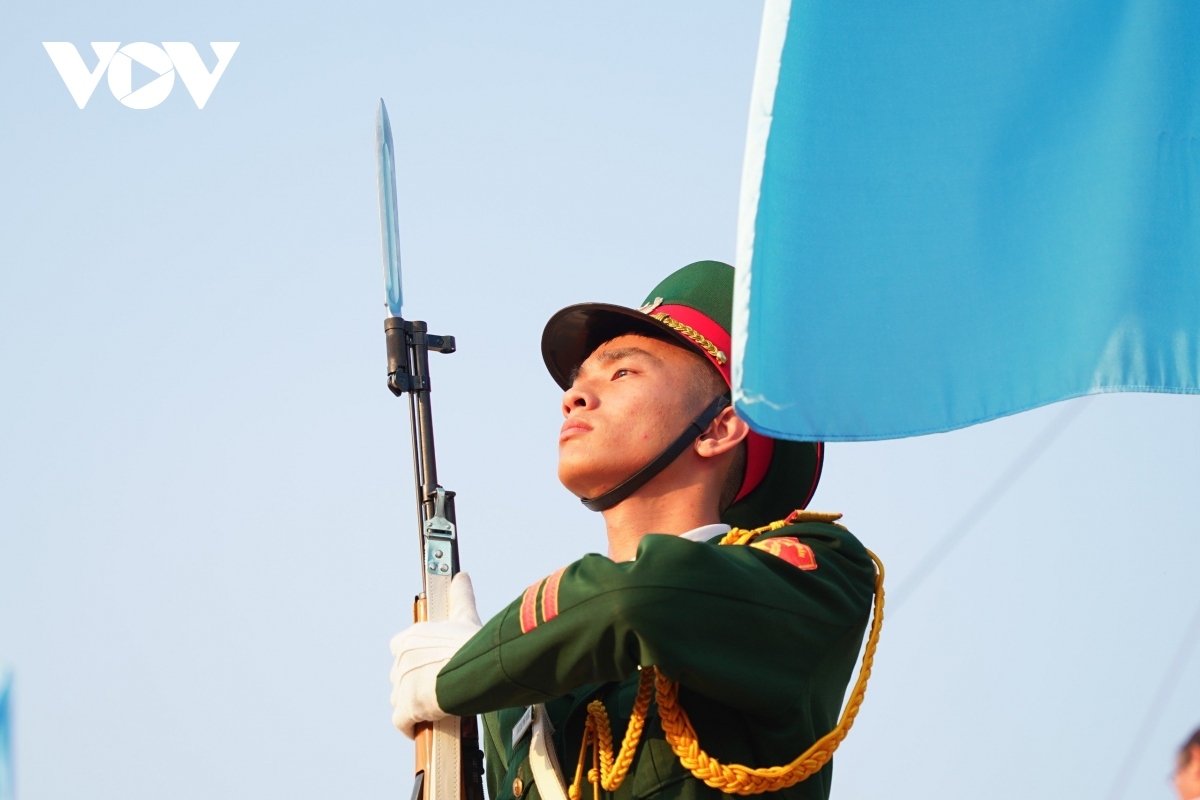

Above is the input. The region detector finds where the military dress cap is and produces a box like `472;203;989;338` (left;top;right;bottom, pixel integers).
541;259;823;526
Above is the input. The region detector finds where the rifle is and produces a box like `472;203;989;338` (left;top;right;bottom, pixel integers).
376;99;486;800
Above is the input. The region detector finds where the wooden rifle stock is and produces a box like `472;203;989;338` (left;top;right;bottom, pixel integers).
412;596;485;800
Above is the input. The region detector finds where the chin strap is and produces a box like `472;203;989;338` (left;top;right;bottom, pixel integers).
580;395;730;512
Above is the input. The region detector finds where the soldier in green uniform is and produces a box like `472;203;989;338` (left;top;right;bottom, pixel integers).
390;260;881;800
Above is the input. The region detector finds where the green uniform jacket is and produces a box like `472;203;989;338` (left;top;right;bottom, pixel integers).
436;521;875;800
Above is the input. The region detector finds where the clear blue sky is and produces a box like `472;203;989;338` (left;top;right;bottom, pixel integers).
1;3;1197;799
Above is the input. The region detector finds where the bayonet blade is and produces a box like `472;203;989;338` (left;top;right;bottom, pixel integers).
376;99;403;318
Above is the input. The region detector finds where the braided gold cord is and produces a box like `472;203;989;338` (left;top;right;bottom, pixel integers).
656;548;885;794
568;668;656;800
568;514;884;796
719;518;788;546
718;511;845;546
650;313;728;365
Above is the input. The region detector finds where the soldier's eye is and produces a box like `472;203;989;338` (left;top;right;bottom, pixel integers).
613;368;632;379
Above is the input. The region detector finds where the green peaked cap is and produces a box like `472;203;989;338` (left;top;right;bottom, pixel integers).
541;260;823;526
642;259;735;331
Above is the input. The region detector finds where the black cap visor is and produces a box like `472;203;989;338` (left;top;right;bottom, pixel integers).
541;303;706;391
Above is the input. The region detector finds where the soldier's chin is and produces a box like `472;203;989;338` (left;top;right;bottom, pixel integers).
557;458;622;501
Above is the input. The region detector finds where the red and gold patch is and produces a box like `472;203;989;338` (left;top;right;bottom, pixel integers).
750;537;818;571
518;580;541;634
540;566;566;624
518;566;568;634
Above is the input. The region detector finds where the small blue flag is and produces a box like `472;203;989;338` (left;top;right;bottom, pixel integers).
0;671;12;800
733;1;1200;441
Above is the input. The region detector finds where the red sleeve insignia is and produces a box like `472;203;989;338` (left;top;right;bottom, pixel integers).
518;566;568;634
540;566;566;624
519;580;540;633
750;537;818;571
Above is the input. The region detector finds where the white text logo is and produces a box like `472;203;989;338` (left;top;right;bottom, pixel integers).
42;42;239;109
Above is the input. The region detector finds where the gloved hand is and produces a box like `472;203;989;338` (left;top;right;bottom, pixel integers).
389;571;483;739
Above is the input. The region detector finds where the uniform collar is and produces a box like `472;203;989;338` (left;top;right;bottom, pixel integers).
678;523;731;543
624;523;732;562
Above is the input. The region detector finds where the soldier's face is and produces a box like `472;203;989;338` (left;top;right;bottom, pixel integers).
558;334;713;500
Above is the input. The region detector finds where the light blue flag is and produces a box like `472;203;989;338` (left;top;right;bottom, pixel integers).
733;1;1200;441
0;672;12;800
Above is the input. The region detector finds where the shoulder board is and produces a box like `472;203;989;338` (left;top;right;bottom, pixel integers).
749;536;819;570
784;510;843;525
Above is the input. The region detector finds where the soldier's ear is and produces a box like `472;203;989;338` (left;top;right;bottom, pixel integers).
694;405;750;458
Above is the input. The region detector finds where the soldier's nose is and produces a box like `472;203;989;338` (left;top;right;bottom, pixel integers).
562;386;594;415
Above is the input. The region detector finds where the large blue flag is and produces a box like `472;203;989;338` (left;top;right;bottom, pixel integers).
0;672;12;800
733;1;1200;441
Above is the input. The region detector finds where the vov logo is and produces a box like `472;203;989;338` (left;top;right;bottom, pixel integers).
43;42;239;109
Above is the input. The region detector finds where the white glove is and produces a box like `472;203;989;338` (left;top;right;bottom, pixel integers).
389;572;483;739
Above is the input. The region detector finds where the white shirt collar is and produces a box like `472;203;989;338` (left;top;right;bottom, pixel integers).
623;523;732;561
678;523;731;543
